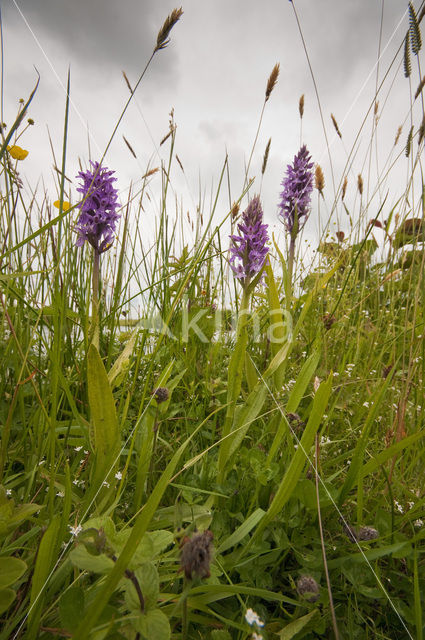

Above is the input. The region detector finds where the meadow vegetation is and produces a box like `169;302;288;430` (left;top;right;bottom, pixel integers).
1;4;425;639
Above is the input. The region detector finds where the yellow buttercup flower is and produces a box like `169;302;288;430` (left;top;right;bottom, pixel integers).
7;145;29;160
53;200;71;211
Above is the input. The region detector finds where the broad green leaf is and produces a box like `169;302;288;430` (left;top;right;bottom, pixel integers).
69;545;114;574
59;587;85;633
189;583;298;606
0;556;27;588
0;588;15;615
286;348;321;413
27;515;61;639
87;343;120;487
338;371;394;507
123;563;159;613
73;421;205;639
359;430;425;480
133;608;170;640
267;348;321;466
211;632;232;640
278;610;318;639
149;530;174;556
217;508;265;553
265;258;289;389
245;352;258;393
226;383;268;461
136;562;159;610
108;324;139;388
254;374;333;542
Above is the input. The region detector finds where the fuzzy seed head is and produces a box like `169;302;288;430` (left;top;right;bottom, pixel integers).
297;575;319;602
357;173;363;196
153;387;170;404
180;530;214;581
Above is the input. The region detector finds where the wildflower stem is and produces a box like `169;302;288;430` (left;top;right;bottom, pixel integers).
91;248;100;350
315;435;340;640
218;288;250;481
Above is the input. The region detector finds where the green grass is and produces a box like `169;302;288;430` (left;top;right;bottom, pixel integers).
1;6;425;640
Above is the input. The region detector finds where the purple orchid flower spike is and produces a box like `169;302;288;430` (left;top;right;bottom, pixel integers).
278;145;314;237
229;195;269;288
75;161;120;253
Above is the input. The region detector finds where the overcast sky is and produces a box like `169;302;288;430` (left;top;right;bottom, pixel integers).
1;0;422;269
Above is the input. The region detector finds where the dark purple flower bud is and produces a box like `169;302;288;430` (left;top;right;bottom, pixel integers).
75;161;120;253
153;387;170;404
278;145;314;236
229;195;269;285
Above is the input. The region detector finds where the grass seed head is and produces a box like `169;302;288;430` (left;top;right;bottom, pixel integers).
331;113;342;138
299;94;305;118
357;173;363;196
342;176;348;201
265;63;280;102
155;8;183;52
315;164;325;194
261;138;271;175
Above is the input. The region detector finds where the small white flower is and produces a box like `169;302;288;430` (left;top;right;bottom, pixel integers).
72;479;79;485
245;608;264;627
56;490;65;498
69;524;83;537
414;519;424;528
363;401;369;408
102;481;110;488
394;500;404;513
6;489;12;496
115;471;123;480
252;633;263;640
74;445;83;452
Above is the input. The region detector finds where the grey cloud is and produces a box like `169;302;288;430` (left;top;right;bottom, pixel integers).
3;0;182;86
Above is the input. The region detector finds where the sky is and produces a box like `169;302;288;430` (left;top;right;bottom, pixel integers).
1;0;422;275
